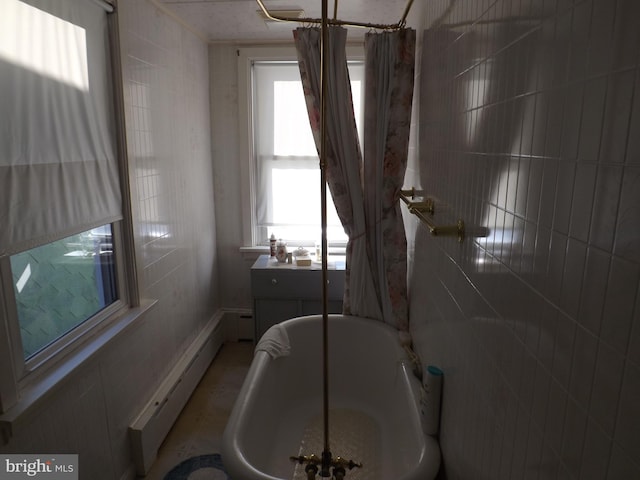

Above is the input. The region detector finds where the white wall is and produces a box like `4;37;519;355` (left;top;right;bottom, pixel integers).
408;0;640;478
209;44;257;311
0;1;218;478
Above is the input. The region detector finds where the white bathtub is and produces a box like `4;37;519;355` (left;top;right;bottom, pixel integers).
222;314;441;480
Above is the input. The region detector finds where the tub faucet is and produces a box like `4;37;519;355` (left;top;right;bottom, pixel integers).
305;463;318;480
290;453;362;479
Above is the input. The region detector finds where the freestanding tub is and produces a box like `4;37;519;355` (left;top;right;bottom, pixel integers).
222;314;441;480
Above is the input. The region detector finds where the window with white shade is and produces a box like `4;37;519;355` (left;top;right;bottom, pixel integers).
0;0;136;415
238;47;364;249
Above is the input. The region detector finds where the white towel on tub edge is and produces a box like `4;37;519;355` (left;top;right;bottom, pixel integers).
255;324;291;358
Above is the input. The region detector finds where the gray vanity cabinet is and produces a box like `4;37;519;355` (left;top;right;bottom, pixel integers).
250;255;345;340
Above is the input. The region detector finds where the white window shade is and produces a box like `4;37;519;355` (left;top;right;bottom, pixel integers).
252;61;363;246
0;0;121;255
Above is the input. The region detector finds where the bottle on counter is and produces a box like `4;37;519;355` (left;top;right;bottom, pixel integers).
269;234;277;257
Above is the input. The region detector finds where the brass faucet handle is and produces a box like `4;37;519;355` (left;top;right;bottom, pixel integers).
332;456;363;469
290;454;321;465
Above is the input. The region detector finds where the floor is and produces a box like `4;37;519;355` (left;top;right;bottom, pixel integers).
142;341;254;480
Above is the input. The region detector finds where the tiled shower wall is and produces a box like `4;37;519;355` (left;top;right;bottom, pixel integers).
406;0;640;478
120;0;217;324
116;0;218;473
0;2;217;479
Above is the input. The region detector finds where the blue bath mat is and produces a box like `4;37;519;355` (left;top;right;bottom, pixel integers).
163;453;230;480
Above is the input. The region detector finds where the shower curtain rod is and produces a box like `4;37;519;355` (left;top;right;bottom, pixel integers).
255;0;415;30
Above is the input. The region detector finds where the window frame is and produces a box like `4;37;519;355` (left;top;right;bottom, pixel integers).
237;45;364;250
0;3;143;420
0;229;139;418
2;222;128;377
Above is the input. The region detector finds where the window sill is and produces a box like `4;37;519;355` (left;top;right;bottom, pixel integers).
239;246;347;256
0;299;157;445
239;246;269;254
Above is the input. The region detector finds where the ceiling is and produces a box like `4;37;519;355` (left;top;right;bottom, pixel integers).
155;0;418;43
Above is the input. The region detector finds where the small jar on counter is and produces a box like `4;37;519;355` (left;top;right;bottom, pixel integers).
275;239;288;263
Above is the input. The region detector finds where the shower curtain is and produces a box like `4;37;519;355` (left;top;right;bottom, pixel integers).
294;27;382;322
294;26;416;331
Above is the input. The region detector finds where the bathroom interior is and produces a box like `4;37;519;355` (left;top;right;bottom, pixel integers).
0;0;639;479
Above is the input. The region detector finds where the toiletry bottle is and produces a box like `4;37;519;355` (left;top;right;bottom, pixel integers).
269;234;276;257
421;365;444;435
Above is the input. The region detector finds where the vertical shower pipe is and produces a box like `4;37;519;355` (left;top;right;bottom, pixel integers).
319;0;331;474
255;1;415;474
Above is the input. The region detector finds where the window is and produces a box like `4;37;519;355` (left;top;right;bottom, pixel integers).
10;225;118;361
238;47;364;248
0;0;134;415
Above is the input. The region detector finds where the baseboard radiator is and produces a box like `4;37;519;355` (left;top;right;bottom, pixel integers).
129;313;224;476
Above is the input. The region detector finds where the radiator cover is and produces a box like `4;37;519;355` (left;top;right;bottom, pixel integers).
129;314;224;475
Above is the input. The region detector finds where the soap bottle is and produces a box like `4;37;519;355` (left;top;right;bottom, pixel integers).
421;365;444;436
269;234;277;257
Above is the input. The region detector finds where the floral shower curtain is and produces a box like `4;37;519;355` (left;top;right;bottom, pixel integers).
363;29;416;331
293;26;415;331
294;27;382;321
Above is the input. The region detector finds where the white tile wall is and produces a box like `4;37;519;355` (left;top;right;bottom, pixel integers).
0;362;115;479
120;0;217;344
407;0;640;478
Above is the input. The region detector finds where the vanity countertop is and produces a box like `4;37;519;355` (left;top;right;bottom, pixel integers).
251;254;346;271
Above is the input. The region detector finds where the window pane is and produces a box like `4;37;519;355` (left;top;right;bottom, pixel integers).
253;61;362;246
270;168;346;244
10;225;117;359
273;81;317;156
